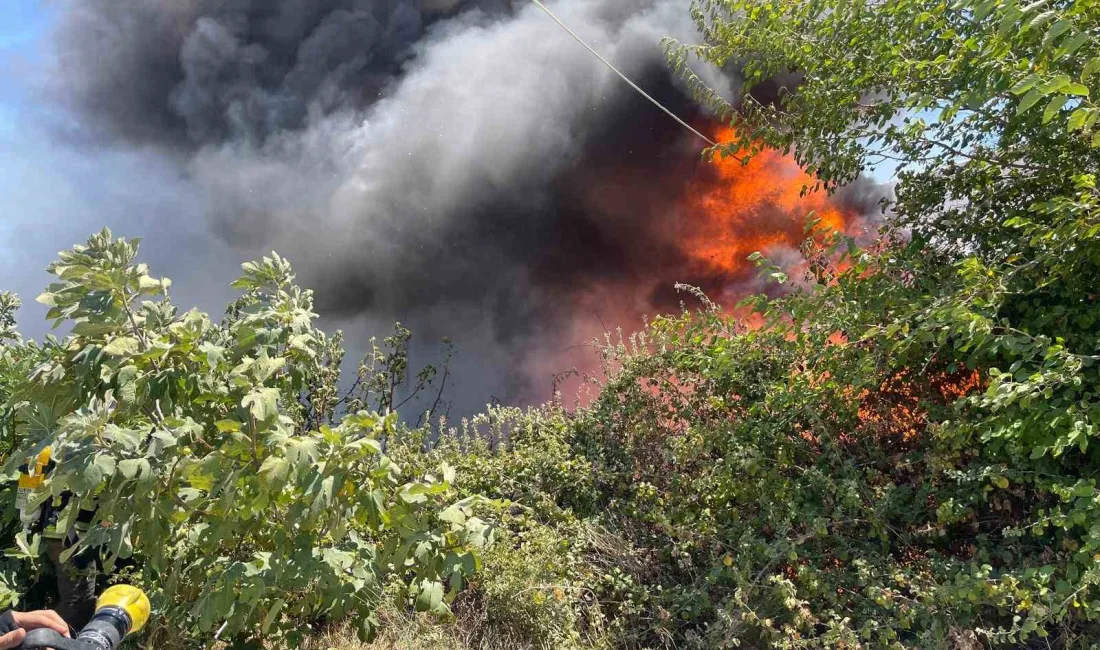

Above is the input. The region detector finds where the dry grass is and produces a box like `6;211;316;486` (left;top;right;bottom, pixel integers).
298;608;546;650
301;623;468;650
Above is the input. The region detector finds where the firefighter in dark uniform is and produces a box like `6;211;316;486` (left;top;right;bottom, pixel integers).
15;447;99;630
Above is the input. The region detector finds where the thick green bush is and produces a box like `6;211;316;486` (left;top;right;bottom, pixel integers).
0;232;490;647
3;2;1100;649
385;1;1100;645
387;408;610;649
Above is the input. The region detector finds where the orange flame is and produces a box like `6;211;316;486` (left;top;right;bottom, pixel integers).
684;126;852;279
531;125;872;404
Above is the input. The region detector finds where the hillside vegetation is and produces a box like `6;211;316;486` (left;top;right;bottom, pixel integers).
3;0;1100;648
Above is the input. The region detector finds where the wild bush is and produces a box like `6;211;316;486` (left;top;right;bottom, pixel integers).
640;0;1100;645
4;1;1100;648
363;0;1100;646
387;407;611;649
0;231;490;647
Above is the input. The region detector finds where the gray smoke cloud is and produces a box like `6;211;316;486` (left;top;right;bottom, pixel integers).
190;1;721;296
42;0;874;413
51;0;497;145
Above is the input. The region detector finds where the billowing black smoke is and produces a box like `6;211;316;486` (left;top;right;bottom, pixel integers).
52;0;514;146
44;0;879;413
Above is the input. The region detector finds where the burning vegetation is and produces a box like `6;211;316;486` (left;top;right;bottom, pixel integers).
536;120;879;399
6;0;1097;647
685;126;853;281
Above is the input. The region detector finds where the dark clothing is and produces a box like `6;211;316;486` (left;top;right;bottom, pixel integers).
46;540;96;630
38;488;99;629
0;610;17;634
17;452;99;631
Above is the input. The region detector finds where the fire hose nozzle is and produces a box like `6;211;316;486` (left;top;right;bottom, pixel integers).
20;585;150;650
94;585;150;633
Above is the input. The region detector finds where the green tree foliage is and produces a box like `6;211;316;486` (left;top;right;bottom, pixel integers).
349;0;1100;647
0;230;492;647
4;2;1100;648
570;0;1100;645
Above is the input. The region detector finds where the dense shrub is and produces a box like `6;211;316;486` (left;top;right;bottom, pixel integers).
3;1;1100;649
0;233;489;647
388;409;610;649
384;1;1100;645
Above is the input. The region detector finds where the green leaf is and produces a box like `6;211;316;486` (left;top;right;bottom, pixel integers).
286;436;320;467
214;419;241;433
12;531;41;561
998;6;1024;37
261;599;285;635
1043;95;1069;123
1085;109;1100;132
1072;482;1095;498
1024;10;1056;34
463;517;494;547
97;453;118;475
71;321;120;337
259;455;290;485
1055;31;1090;60
356;612;379;644
102;336;141;357
187;473;215;491
1038;74;1071;96
346;437;382;455
103;425;142;451
309;475;335;519
242;387;280;423
250;352;285;383
972;0;997;22
118;458;151;480
439;504;467;525
1083;58;1100;80
1042;19;1072;49
365;489;388;527
399;483;430;505
414;579;446;614
287;333;317;357
1018;87;1044;114
137;275;163;294
1010;73;1042;96
198;342;225;369
1068;108;1090;131
1063;83;1090;97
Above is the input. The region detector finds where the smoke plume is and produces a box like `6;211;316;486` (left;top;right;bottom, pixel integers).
45;0;883;413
